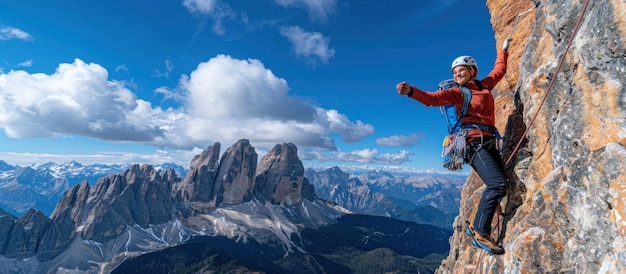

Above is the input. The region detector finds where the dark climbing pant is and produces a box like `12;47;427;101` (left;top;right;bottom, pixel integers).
465;137;506;236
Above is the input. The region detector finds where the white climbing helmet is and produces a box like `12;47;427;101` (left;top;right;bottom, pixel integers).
451;55;478;76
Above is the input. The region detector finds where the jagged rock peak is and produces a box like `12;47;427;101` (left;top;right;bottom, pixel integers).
3;209;52;259
254;143;305;206
38;180;92;260
172;142;221;202
82;164;175;242
213;139;257;206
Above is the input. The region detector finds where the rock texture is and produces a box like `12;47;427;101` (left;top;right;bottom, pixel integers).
0;209;16;254
255;143;307;206
438;0;626;273
82;164;176;243
3;209;52;259
171;142;221;202
213;139;257;206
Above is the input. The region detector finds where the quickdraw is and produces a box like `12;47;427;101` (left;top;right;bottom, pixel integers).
441;130;467;171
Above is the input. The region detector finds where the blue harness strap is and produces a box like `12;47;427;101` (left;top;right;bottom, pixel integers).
447;86;472;134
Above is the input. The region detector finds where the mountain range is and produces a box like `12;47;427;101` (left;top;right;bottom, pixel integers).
0;154;465;229
0;140;456;273
0;160;186;217
306;167;465;228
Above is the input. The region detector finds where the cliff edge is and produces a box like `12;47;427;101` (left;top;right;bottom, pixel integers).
438;0;626;273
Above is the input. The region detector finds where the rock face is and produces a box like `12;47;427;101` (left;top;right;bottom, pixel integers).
3;209;52;259
171;142;221;202
255;143;306;206
81;164;176;243
213;139;257;206
438;0;626;273
171;140;259;207
0;209;16;254
39;180;91;260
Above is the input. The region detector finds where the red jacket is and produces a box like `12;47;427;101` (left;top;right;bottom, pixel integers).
408;50;508;138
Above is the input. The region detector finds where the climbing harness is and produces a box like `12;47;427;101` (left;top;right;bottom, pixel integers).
438;80;473;171
437;78;503;171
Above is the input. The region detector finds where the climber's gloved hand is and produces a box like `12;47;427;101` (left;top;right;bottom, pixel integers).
502;38;512;51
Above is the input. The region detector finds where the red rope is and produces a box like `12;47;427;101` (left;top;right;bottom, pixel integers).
504;0;591;166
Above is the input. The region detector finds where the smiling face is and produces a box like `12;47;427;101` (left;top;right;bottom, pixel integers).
453;65;472;86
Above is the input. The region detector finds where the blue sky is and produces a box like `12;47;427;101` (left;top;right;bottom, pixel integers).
0;0;497;174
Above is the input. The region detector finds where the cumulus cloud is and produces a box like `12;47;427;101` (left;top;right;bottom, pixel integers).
280;26;335;64
177;54;368;149
0;59;178;144
0;55;373;153
274;0;337;22
0;25;32;41
375;133;424;147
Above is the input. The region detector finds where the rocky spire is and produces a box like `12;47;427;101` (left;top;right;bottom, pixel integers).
37;180;92;260
254;143;305;206
171;142;221;203
212;139;258;206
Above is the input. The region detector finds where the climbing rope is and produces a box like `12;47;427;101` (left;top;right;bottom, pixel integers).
504;0;591;166
470;0;591;272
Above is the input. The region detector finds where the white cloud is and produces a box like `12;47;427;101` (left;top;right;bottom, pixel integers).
0;55;373;153
154;59;174;78
17;60;34;67
0;25;32;41
0;59;180;143
375;133;424;147
182;0;236;35
182;0;218;14
299;148;413;165
177;54;367;149
325;109;373;142
274;0;337;22
115;63;129;73
280;26;335;64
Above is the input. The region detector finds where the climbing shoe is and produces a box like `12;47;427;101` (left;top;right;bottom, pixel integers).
465;226;504;255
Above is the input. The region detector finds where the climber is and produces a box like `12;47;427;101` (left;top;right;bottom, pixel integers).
395;38;512;254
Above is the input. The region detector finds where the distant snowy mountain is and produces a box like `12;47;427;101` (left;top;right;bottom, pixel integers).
0;160;186;216
306;167;466;227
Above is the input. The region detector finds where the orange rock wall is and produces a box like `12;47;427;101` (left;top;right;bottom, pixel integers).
437;0;626;273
